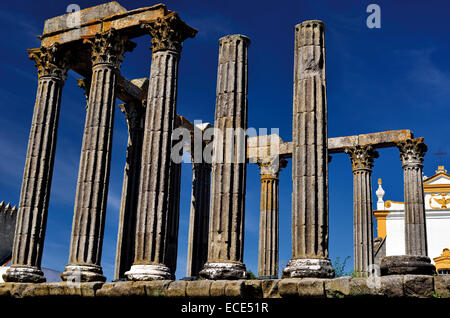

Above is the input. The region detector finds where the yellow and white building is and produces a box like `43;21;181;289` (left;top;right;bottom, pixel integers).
374;165;450;274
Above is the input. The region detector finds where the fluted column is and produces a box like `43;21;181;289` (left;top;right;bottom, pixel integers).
61;30;131;282
186;159;212;278
381;138;435;275
166;116;183;278
283;20;334;278
257;157;287;279
114;101;144;280
125;14;197;281
199;34;250;280
345;145;378;277
4;45;68;283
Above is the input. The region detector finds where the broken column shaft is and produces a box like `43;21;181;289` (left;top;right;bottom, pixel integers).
345;145;378;277
283;20;334;278
62;30;130;282
4;45;68;283
199;34;250;280
125;14;197;281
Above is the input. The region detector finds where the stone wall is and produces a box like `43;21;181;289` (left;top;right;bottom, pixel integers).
1;276;449;299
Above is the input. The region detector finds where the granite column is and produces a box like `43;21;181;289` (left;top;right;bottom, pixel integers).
257;157;287;279
4;45;68;283
62;30;131;282
114;101;144;280
199;34;250;280
381;138;435;275
125;14;197;280
283;20;334;278
345;145;378;277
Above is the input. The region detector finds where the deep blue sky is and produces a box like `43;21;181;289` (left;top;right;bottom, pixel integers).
0;0;449;280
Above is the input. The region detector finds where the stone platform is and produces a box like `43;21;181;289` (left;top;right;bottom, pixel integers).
1;276;449;299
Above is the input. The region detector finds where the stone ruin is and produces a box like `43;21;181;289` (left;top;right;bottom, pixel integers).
1;2;449;299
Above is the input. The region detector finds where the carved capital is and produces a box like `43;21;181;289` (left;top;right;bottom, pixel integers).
83;29;135;68
257;157;288;178
28;43;69;80
397;137;427;168
141;13;197;53
345;145;379;172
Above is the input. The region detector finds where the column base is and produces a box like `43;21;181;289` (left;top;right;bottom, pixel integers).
61;264;106;282
3;265;46;283
258;275;278;280
282;258;335;278
380;255;436;276
199;262;248;280
125;264;172;281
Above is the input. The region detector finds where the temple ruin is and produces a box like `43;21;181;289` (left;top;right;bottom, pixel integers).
0;2;448;299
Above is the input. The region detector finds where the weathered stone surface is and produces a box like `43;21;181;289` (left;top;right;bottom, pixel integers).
200;34;250;280
166;281;187;297
143;281;171;297
325;277;351;298
115;101;144;280
5;45;68;283
285;20;334;279
224;280;245;297
186;280;212;297
261;280;281;298
23;282;103;297
127;15;196;281
348;277;379;297
257;158;286;278
96;281;145;297
278;278;299;297
345;145;378;277
297;278;325;297
62;30;132;283
244;280;262;298
210;280;227;297
403;275;434;298
379;275;404;297
397;138;429;259
0;203;17;265
434;275;450;298
381;255;435;276
0;283;32;297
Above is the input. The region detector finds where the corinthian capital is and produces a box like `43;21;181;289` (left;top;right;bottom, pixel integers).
28;43;69;80
141;13;197;53
257;157;288;178
345;145;379;172
83;29;135;68
397;137;427;168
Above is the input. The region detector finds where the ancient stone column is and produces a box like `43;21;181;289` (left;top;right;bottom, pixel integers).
283;20;334;278
186;126;212;278
114;101;144;280
4;45;68;283
257;157;287;279
125;14;197;281
166;116;183;278
345;145;378;277
199;34;250;280
381;138;435;275
61;30;131;282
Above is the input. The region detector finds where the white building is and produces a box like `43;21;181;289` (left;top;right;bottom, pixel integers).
374;165;450;273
